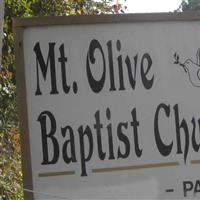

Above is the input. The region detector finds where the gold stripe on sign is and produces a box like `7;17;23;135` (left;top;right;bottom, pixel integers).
191;160;200;164
38;170;75;177
92;161;179;173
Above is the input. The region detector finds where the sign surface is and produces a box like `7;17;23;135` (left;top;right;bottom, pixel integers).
14;13;200;199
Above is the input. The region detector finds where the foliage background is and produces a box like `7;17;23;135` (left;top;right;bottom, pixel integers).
176;0;200;11
0;0;125;199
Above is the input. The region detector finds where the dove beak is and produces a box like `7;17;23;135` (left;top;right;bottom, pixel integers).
179;63;187;73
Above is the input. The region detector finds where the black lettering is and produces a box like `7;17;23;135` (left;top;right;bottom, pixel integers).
106;108;115;160
154;103;173;156
107;41;116;91
117;40;125;90
125;55;138;90
174;104;189;164
130;108;142;157
58;44;70;94
37;111;59;165
86;39;106;93
117;122;130;158
141;53;154;89
61;126;77;164
94;110;106;160
192;118;200;152
34;42;58;95
194;180;200;195
78;125;93;176
183;181;193;197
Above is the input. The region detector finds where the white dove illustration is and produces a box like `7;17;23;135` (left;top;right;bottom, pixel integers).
174;49;200;87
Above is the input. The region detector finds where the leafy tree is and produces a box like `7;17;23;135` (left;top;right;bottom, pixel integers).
0;0;125;199
176;0;200;11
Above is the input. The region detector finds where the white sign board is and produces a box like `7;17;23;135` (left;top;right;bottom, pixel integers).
14;13;200;199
